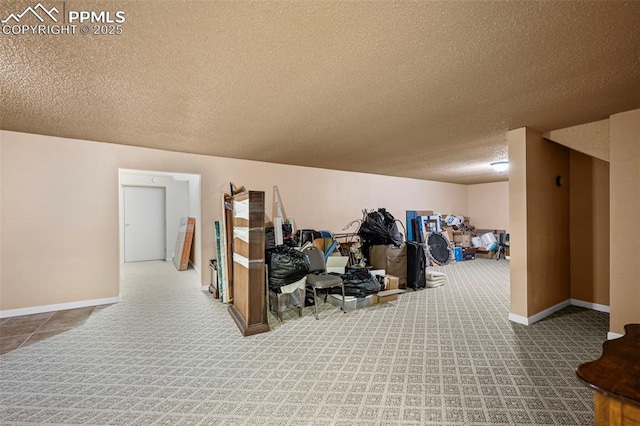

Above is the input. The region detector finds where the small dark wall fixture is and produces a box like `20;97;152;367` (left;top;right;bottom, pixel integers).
556;176;564;187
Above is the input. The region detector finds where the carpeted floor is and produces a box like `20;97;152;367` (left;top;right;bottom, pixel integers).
0;259;608;425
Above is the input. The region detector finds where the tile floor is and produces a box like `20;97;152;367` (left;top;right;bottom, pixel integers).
0;307;99;354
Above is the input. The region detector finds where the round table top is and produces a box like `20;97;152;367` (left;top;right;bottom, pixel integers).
576;324;640;405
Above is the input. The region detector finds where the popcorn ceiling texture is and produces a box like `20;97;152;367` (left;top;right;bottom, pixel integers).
546;119;610;162
1;1;639;184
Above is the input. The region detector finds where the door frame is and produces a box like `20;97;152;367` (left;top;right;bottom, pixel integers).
118;168;203;293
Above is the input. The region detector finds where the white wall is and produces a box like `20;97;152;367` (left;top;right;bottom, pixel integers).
186;175;201;270
467;181;509;231
119;171;189;263
0;130;468;312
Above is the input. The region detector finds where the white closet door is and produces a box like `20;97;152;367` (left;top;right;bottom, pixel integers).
124;186;166;262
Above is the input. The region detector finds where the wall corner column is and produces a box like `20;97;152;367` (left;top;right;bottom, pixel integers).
609;108;640;335
508;128;529;323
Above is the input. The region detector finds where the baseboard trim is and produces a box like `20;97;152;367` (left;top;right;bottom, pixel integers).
607;331;623;340
201;285;209;292
570;299;610;313
0;296;121;319
509;299;571;326
508;313;529;325
189;261;201;275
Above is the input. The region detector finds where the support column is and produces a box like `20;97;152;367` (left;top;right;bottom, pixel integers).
508;127;571;325
609;109;640;336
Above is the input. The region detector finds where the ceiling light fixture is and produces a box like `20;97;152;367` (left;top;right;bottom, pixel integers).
490;161;509;173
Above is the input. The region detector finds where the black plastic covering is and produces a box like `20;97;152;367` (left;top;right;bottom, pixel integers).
328;268;381;297
266;246;310;292
358;209;403;264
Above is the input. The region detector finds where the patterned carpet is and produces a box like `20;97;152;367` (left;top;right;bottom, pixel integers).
0;259;608;425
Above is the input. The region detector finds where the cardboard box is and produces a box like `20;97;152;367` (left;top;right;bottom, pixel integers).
476;249;495;259
462;247;476;260
326;256;349;274
453;234;472;247
384;275;400;290
442;227;454;242
372;289;405;304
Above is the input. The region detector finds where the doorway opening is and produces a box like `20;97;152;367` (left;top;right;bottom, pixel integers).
118;169;202;293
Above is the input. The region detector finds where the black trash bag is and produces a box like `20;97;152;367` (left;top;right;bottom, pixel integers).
267;224;296;249
266;246;310;292
358;208;403;263
328;268;381;297
358;208;402;246
281;223;296;247
265;227;276;250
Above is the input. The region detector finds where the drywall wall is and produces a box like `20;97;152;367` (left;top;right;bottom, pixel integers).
609;109;640;334
1;133;120;311
186;175;201;268
545;119;610;162
0;130;468;312
508;128;570;320
526;133;570;316
569;151;610;306
467;181;509;232
119;171;189;263
508;128;528;318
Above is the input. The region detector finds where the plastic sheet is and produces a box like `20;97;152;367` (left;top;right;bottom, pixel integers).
267;246;310;292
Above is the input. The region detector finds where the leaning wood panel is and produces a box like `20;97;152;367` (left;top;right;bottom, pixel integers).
173;217;195;271
227;191;269;336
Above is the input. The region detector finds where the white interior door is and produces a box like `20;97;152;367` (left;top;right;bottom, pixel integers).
124;186;166;262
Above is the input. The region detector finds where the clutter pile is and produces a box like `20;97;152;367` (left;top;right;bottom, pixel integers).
437;215;508;261
211;184;507;332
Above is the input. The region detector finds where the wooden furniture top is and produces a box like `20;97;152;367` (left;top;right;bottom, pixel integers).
576;324;640;405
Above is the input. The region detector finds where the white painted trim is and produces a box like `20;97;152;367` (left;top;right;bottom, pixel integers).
570;299;610;313
527;299;571;325
0;296;120;319
508;299;571;326
201;285;209;292
508;313;529;325
189;261;200;275
607;331;623;340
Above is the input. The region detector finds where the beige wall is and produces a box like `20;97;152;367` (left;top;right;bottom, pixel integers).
0;131;469;311
508;128;528;317
467;181;509;232
569;151;610;306
609;109;640;334
526;132;570;315
1;134;120;311
509;128;571;318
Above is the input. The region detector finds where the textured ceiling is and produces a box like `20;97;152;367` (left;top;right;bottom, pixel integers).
545;119;610;162
1;1;639;184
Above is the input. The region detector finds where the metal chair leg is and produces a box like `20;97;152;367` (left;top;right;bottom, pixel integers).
312;286;319;320
341;284;346;313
